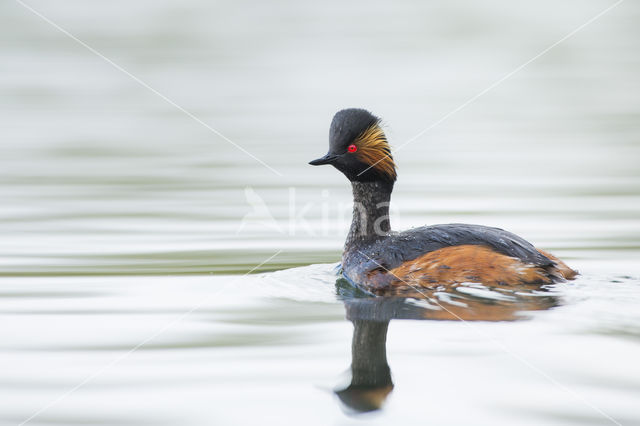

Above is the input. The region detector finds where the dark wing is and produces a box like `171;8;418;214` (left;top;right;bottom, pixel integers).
390;224;552;267
345;223;553;281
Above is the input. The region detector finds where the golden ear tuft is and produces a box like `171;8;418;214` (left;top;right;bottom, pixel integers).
354;124;396;180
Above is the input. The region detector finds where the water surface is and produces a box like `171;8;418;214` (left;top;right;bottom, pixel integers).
0;0;639;425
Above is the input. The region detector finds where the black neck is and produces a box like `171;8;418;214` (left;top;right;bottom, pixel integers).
345;181;393;250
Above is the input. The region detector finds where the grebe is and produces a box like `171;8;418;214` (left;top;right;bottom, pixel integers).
310;108;577;295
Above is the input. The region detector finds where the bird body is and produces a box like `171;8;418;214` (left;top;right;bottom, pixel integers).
310;108;576;295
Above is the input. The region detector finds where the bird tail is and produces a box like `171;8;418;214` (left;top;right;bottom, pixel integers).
537;249;579;280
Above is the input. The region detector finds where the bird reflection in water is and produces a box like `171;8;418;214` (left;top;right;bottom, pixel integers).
333;277;561;413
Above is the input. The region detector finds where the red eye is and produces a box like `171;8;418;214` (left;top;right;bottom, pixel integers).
347;144;357;153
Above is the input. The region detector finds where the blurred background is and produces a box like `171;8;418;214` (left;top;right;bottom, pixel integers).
1;0;638;275
0;0;639;425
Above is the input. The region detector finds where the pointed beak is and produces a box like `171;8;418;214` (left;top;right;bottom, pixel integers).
309;153;339;166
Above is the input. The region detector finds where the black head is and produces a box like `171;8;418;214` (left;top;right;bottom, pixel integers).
309;108;397;183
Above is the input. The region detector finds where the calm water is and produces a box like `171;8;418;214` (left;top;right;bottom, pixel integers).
1;0;639;425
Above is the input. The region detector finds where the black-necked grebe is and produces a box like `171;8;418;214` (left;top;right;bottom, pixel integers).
309;108;577;295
